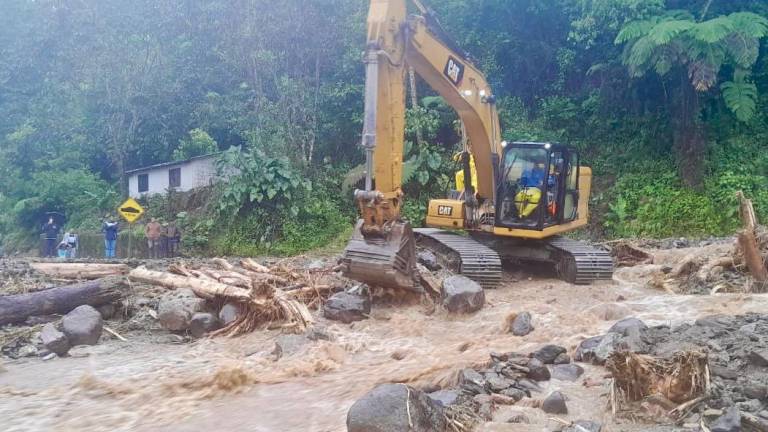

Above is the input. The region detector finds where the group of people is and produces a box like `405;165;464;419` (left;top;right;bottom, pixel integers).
41;217;79;258
144;218;181;259
41;215;181;259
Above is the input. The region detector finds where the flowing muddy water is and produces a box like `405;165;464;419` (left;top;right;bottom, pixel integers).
2;244;767;432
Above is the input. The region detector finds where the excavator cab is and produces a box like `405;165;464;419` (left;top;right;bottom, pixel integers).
497;142;579;231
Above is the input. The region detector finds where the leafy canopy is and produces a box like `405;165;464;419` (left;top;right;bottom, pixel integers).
616;11;768;121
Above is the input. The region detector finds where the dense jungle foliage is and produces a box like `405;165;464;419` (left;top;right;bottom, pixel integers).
1;0;767;254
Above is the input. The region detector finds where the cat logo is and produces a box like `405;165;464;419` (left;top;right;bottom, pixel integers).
443;56;465;86
437;205;453;216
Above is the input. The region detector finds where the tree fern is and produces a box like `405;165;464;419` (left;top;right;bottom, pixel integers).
649;20;694;45
615;19;657;44
721;80;758;122
692;16;734;43
729;12;768;38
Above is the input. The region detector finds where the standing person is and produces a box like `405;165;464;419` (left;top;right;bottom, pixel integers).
102;215;119;259
159;222;169;259
145;218;162;259
166;221;181;257
41;217;60;258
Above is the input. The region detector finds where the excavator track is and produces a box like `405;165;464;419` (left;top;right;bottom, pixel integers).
414;228;503;289
547;236;614;285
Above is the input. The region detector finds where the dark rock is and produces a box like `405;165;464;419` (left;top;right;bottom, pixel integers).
324;292;371;323
189;313;220;338
459;368;488;395
564;420;602;432
306;326;334;341
749;351;768;367
272;334;309;360
500;387;527;401
442;276;485;314
554;353;571;364
219;302;240;326
485;372;514;392
574;335;604;363
622;326;648;353
41;323;70;356
96;303;117;320
61;305;103;346
517;378;542;393
347;384;446;432
593;332;624;365
696;315;734;329
533;344;567;364
608;317;648;336
427;390;459;407
527;358;551;382
157;289;205;331
506;412;530;423
542;391;568;414
551;364;584;382
511;312;534;336
417;250;440;271
709;407;741;432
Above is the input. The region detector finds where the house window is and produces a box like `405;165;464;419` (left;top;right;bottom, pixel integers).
169;168;181;188
138;174;149;193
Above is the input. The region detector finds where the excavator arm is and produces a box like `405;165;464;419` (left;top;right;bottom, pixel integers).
342;0;503;289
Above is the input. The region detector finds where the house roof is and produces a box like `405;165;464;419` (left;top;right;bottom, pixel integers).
125;153;221;175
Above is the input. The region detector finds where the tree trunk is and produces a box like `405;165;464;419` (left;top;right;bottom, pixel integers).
29;263;129;280
128;266;257;303
673;80;705;188
0;278;126;326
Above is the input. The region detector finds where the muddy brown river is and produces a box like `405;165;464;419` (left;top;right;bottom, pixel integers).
2;244;767;431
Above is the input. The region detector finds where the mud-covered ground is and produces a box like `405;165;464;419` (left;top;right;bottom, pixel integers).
2;240;767;431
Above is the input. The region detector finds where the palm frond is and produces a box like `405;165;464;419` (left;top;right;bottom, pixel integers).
342;163;367;195
724;33;760;68
627;36;658;73
729;12;768;38
615;19;656;44
721;80;758;122
648;20;695;45
692;16;734;43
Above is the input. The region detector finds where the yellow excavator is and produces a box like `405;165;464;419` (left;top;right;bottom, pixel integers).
342;0;613;290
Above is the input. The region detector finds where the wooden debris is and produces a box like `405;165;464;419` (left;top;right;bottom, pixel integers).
736;191;768;289
611;242;654;267
128;259;339;337
29;263;129;280
0;278;125;326
606;351;708;409
103;325;127;341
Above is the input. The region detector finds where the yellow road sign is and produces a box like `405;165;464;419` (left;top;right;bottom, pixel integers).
118;198;145;223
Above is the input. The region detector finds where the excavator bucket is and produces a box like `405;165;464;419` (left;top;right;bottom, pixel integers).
341;219;418;291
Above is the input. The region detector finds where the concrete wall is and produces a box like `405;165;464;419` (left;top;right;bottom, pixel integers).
127;157;218;198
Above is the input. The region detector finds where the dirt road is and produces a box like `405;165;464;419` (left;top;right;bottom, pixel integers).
2;244;767;431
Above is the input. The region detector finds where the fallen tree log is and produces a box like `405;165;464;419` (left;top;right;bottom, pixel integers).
29;263;129;280
736;191;768;286
0;277;125;325
128;267;258;304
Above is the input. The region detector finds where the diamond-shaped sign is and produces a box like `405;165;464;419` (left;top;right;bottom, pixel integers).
118;198;145;223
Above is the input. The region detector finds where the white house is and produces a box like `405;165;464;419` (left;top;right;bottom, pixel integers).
126;154;220;198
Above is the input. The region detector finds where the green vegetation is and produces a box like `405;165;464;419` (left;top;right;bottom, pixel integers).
1;0;768;255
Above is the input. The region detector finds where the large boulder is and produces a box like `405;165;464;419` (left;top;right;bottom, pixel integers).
219;302;241;326
442;276;485;314
41;323;70;356
347;384;447;432
189;313;220;338
511;312;534;336
607;317;647;336
592;332;625;365
532;345;567;364
551;364;585;382
527;358;551;382
157;289;206;331
428;390;459;407
61;305;103;346
574;335;604;363
324;292;371;324
459;368;488;395
542;391;568;414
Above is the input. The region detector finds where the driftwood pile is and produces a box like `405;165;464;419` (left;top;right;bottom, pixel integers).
650;192;768;294
128;258;340;336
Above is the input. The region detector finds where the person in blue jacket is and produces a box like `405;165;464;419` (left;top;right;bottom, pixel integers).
102;215;119;258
